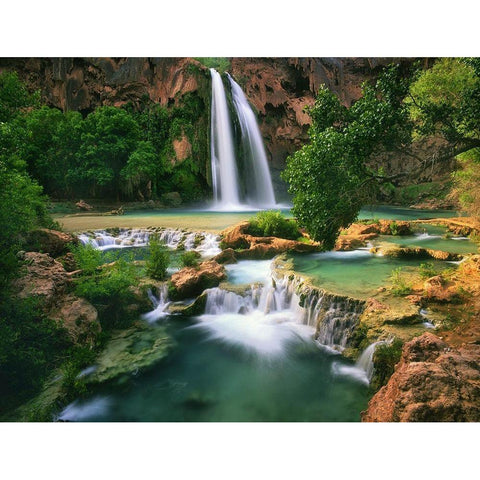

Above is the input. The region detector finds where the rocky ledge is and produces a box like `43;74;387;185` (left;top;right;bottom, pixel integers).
169;260;227;300
219;221;320;259
362;332;480;422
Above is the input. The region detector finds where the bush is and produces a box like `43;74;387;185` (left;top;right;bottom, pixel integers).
70;243;102;275
371;339;403;390
75;259;138;329
419;262;439;279
247;210;301;240
180;250;200;268
146;235;170;280
389;221;399;236
0;296;71;413
390;267;412;296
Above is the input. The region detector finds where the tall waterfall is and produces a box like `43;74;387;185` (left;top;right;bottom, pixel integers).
227;74;276;208
210;68;276;210
210;68;241;209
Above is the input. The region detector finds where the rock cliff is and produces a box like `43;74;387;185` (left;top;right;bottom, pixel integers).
0;57;435;194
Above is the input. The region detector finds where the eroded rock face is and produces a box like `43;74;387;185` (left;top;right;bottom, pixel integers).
362;333;480;422
220;221;320;259
51;294;100;345
26;228;78;257
169;260;226;300
15;252;70;307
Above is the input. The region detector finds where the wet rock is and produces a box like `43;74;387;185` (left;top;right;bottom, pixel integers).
362;333;480;422
85;325;174;386
370;244;462;262
213;248;237;264
25;228;78;257
57;252;77;272
423;276;458;303
169;260;226;300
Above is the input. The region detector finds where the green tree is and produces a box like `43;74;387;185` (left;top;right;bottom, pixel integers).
75;106;140;198
0;71;39;123
282;65;412;249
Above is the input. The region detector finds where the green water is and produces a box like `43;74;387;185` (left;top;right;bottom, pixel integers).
291;251;452;298
358;205;460;220
58;318;370;422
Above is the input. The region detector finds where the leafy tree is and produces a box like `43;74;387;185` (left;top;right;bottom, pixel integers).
121;140;158;199
74;106;140;198
0;71;39;123
146;235;170;280
247;210;301;240
282;65;412;249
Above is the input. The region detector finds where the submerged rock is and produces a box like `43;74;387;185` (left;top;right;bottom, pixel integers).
75;199;93;211
169;260;227;300
85;325;173;386
370;244;462;261
362;333;480;422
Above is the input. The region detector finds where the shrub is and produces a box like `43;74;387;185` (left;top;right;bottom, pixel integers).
75;259;138;329
371;338;403;390
390;267;412;296
70;243;102;275
146;235;170;280
247;210;301;240
180;250;200;268
419;262;439;279
389;221;399;236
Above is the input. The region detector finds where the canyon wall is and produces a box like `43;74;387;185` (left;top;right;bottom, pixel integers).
0;57;441;197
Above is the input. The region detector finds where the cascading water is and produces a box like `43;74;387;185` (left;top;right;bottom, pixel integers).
227;74;276;208
210;68;241;209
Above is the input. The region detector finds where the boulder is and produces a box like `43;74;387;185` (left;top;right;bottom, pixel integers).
14;252;70;307
57;252;77;272
26;228;78;257
370;244;462;262
362;333;480;422
213;248;237;265
220;221;320;259
169;260;226;300
51;294;100;345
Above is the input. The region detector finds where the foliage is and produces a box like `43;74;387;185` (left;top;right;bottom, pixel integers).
70;243;102;275
282;65;413;249
419;262;439;279
389;267;412;296
193;57;231;73
451;149;480;216
0;296;71;413
0;71;39;123
146;235;170;280
371;338;403;391
75;259;139;329
389;221;399;236
180;250;200;268
247;210;301;240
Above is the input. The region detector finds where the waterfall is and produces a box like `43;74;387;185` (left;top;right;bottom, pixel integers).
210;68;241;209
78;228;221;257
142;285;171;323
227;74;276;208
355;341;385;382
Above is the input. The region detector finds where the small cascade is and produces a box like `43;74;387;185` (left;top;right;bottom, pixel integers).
142;285;171;323
78;228;221;257
227;74;276;208
355;341;386;381
210;68;241;209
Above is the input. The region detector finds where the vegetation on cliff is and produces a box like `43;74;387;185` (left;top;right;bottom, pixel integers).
0;71;209;204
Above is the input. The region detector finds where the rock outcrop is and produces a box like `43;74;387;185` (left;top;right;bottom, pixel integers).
220;221;320;259
370;244;462;262
169;260;226;300
25;228;78;257
362;333;480;422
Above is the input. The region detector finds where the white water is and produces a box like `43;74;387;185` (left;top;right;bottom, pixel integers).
192;260;364;357
227;74;276;208
332;340;386;384
210;68;241;209
78;228;221;257
142;285;171;323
